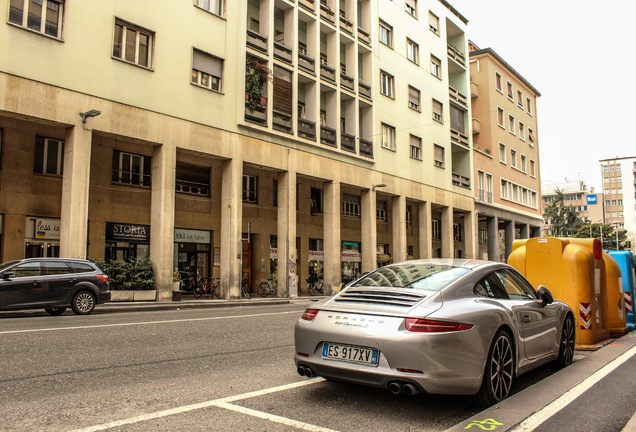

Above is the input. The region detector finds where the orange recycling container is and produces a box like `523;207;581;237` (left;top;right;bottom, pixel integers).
602;252;628;337
509;237;610;348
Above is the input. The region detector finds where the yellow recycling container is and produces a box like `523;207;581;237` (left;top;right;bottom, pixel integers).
509;237;610;349
602;252;628;337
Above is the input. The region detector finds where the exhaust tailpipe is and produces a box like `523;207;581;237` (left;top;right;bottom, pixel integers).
401;383;420;396
388;381;403;395
297;365;317;378
297;366;307;377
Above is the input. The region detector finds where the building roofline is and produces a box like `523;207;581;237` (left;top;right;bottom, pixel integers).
469;46;541;97
439;0;469;24
599;156;636;163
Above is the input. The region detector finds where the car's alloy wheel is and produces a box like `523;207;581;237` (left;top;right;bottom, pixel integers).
476;330;514;407
555;316;575;369
72;291;96;315
45;307;66;316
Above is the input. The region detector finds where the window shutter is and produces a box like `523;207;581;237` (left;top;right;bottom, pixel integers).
193;50;223;77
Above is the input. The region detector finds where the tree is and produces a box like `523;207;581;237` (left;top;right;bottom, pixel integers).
543;188;583;236
571;220;629;250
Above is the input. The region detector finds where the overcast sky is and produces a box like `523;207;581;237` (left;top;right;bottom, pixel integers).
449;1;634;192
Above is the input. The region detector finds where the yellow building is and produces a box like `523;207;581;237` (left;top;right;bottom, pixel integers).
469;42;544;261
0;0;489;299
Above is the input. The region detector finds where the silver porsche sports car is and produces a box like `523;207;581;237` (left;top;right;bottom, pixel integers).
294;259;575;407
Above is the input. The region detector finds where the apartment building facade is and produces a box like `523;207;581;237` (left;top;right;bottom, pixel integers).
600;156;636;246
0;0;479;299
540;179;604;235
469;43;543;261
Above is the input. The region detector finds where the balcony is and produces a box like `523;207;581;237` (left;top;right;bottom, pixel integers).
245;102;267;125
274;41;293;64
449;86;468;108
470;81;479;98
320;61;336;83
320;125;337;146
359;138;373;158
273;110;293;134
320;2;335;23
358;27;371;46
246;29;268;53
339;14;353;34
176;179;210;196
340;71;354;92
472;118;480;134
298;118;316;140
450;129;469;148
341;133;356;153
447;44;465;67
358;80;371;100
298;51;315;74
299;0;315;13
452;172;470;189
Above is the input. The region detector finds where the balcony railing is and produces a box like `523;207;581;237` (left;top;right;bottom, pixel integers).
298;51;316;74
359;138;373;158
358;79;371;99
320;3;335;23
450;128;469;148
320;61;336;82
176;179;210;196
273;110;293;134
340;71;354;92
470;81;479;98
339;14;353;34
357;27;371;46
297;118;316;140
299;0;315;13
447;44;465;67
452;172;470;188
472;118;481;134
341;133;356;153
478;189;493;203
449;86;468;108
274;41;292;64
320;125;337;146
246;29;268;53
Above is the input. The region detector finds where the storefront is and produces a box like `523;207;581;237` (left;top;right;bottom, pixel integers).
308;238;324;283
174;228;211;289
341;240;362;282
25;217;60;258
104;222;150;261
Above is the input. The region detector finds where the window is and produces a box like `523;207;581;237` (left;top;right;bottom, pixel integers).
434;144;444;167
405;0;417;18
34;136;64;176
376;200;388;222
191;49;223;92
428;12;439;35
479;228;488;245
242;175;258;203
517;90;523;108
432;220;441;239
9;0;64;38
499;143;506;163
507;81;513;100
406;206;413;226
450;106;465;134
520;155;527;173
379;21;393;47
194;0;224;17
310;187;323;214
510;149;517;168
112;150;151;186
497;107;504;127
410;135;422;160
527;97;533;115
519;122;525;140
176;162;210;196
342;193;361;217
453;223;463;241
508;114;515;134
432;99;443;123
406;39;419;64
113;19;154;68
381;123;396;150
430;55;441;78
408;86;420;111
530;159;536;177
495;73;502;92
380;71;394;98
528;128;535;145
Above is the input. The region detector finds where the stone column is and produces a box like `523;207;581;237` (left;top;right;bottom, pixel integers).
391;195;407;262
504;220;515;261
221;159;243;299
487;216;499;261
441;206;453;258
277;170;297;297
149;144;176;301
323;181;341;295
418;201;432;259
60;125;93;258
519;223;529;239
463;210;476;259
361;189;377;272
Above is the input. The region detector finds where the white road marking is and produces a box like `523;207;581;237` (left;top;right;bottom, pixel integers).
0;311;301;335
512;344;636;431
69;379;329;432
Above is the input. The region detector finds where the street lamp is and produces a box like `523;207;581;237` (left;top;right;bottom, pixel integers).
79;109;101;123
371;183;387;191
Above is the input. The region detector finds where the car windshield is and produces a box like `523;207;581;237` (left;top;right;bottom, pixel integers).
0;260;19;272
350;264;470;291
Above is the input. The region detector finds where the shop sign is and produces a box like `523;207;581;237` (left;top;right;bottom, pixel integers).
174;228;210;244
309;250;324;261
377;253;391;263
35;218;61;240
270;247;278;258
341;251;361;262
106;222;150;243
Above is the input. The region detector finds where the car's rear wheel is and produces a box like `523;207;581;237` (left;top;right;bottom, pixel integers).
554;315;575;369
45;308;66;316
71;291;96;315
475;329;514;407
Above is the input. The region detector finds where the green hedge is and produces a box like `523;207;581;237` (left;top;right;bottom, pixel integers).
95;258;155;290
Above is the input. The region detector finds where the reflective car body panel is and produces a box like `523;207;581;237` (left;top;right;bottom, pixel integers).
294;259;573;398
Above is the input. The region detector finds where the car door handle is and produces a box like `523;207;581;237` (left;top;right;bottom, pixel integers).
522;315;532;323
68;278;76;283
32;280;41;286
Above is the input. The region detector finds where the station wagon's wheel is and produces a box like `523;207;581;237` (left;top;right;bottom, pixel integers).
475;329;514;407
71;291;96;315
554;315;575;369
45;308;66;316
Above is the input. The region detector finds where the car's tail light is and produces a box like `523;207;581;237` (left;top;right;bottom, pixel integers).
301;309;319;321
405;318;473;333
96;274;109;283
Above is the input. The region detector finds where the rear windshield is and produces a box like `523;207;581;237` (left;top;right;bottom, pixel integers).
351;264;470;291
68;262;96;273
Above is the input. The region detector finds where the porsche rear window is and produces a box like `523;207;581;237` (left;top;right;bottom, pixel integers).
352;264;470;291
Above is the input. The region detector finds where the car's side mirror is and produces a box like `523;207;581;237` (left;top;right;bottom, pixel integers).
536;285;554;305
1;272;15;280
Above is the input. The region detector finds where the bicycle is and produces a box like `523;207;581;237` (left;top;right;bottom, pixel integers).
241;272;252;299
307;278;324;296
258;278;277;297
193;277;220;299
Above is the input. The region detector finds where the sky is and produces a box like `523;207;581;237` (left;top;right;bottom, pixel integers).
448;0;635;192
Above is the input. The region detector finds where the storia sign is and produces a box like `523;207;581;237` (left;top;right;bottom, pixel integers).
106;222;151;243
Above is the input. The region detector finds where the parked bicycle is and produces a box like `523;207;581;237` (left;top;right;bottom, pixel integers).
241;272;251;299
193;277;220;299
258;278;277;297
307;276;324;296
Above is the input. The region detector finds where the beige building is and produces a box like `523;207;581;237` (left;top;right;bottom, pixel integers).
0;0;480;299
540;180;603;235
469;42;543;261
600;156;636;247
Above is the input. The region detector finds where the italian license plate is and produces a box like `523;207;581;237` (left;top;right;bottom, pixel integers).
322;342;379;366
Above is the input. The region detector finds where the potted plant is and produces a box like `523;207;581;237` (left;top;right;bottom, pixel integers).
245;58;272;112
96;258;157;301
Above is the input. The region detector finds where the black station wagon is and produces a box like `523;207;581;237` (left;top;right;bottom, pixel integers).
0;258;110;315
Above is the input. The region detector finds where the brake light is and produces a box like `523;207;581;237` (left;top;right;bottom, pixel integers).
96;274;109;283
301;309;319;321
405;318;473;333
